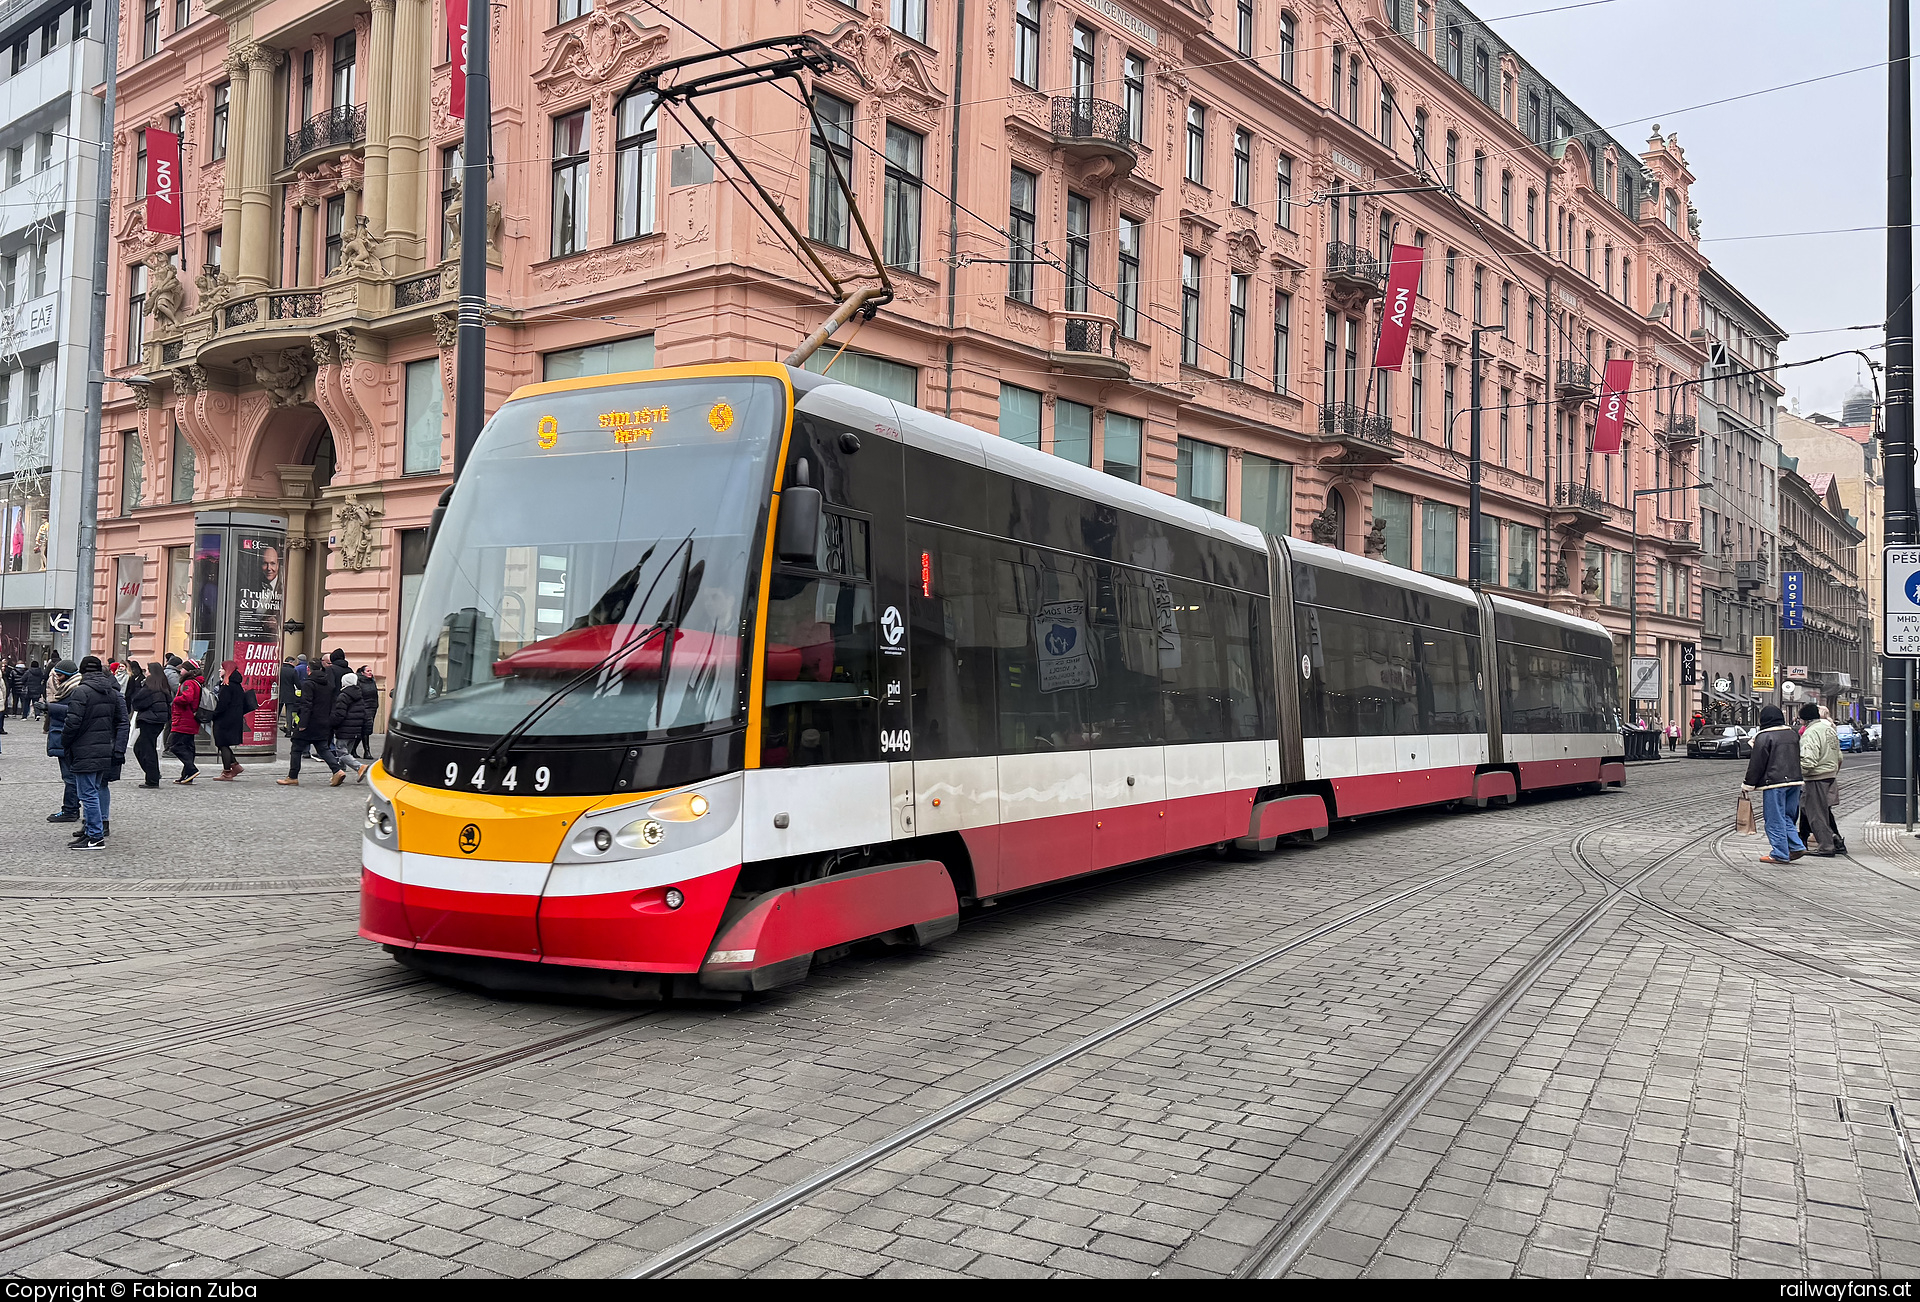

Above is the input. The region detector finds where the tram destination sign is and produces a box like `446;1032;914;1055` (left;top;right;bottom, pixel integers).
1885;545;1920;657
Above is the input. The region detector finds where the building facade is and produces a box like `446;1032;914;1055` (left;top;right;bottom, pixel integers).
0;0;105;665
89;0;1709;725
1693;266;1783;726
1777;403;1881;720
1776;466;1869;721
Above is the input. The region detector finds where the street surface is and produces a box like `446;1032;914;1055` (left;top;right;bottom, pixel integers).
2;741;1919;1279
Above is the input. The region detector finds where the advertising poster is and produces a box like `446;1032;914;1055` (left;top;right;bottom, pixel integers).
1034;600;1097;693
232;526;286;746
190;530;222;666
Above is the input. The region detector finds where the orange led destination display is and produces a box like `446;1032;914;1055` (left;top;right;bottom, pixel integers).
601;405;670;444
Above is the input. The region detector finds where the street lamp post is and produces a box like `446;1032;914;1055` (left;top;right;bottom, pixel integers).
1467;325;1505;589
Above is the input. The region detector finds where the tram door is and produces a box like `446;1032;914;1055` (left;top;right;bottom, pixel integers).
761;398;912;838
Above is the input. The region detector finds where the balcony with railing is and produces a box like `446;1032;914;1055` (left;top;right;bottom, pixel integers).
1660;413;1699;447
1555;359;1594;402
1667;518;1701;555
1049;98;1136;180
1553;480;1611;530
1048;310;1128;380
1735;557;1768;589
284;105;368;170
1317;401;1400;460
1325;243;1385;300
392;270;443;310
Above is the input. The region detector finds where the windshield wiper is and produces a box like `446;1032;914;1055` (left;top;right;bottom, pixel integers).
653;541;696;728
480;531;695;768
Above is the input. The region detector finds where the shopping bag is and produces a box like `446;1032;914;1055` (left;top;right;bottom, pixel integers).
1735;791;1757;835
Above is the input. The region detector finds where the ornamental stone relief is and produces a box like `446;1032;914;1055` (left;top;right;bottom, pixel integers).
819;18;944;114
530;239;664;294
531;11;670;109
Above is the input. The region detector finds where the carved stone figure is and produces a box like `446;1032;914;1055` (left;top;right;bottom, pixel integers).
332;493;383;571
194;263;233;308
1310;498;1340;547
1582;564;1602;596
442;178;461;254
334;214;384;276
487;201;504;253
250;349;310;407
145;253;185;332
1363;519;1387;557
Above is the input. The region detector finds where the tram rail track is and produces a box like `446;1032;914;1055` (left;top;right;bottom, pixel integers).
623;785;1695;1279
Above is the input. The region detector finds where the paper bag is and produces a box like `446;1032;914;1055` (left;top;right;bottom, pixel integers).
1735;791;1757;835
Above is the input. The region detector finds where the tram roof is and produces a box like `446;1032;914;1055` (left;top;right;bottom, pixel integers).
1282;534;1483;610
1486;591;1612;642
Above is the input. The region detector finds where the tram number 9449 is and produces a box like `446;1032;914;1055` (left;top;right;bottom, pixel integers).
880;729;912;754
443;763;552;792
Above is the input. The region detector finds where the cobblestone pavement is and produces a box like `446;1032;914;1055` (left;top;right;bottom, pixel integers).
0;734;1917;1280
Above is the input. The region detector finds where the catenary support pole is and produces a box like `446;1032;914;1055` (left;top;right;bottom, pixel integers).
452;0;491;479
73;0;122;661
1886;0;1914;824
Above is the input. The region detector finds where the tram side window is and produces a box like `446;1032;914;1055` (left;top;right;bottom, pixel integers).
1497;644;1612;733
994;545;1095;753
760;509;880;767
1297;603;1485;737
907;524;999;760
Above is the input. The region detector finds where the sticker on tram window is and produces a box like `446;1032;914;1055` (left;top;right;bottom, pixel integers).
881;729;912;754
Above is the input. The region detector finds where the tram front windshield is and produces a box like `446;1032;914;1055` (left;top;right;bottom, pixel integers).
392;374;785;743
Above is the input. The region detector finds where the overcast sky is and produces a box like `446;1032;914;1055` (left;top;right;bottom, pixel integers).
1486;0;1891;420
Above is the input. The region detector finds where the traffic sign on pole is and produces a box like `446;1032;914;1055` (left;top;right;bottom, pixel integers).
1885;545;1920;657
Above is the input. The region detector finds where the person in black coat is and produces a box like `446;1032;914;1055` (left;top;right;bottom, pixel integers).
277;657;297;727
61;656;128;848
279;653;343;786
329;673;376;784
124;660;169;788
24;660;45;718
42;659;78;821
209;661;250;779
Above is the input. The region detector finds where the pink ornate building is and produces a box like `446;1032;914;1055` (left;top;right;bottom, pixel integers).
94;0;1710;729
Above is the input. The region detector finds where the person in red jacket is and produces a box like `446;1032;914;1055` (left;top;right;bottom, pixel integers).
167;661;204;784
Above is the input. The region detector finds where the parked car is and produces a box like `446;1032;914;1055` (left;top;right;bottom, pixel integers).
1836;723;1860;753
1689;725;1752;759
1868;724;1883;751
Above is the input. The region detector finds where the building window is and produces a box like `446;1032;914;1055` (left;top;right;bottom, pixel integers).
1410;350;1424;437
209;82;230;161
1236;0;1254;56
1445;23;1461;78
74;1;91;39
1000;382;1041;448
1123;53;1146;141
1071;24;1095;106
1346;49;1359;123
1379;84;1395;149
1526;91;1541;141
332;32;356;107
1228;273;1248;381
1445;131;1457;191
1525;189;1536;244
1474;46;1490;100
1275;153;1293;228
1507;522;1536;591
1279;11;1296;84
404;358;442;474
142;0;159;56
1064;192;1090;312
204;228;221;277
1186;101;1205;183
5;146;19;188
889;0;927;44
323;194;345;273
125;260;147;361
801;349;918;404
557;0;591;20
120;431;144;513
440;144;462;259
132;129;146;199
1497;386;1510;463
1177;437;1227;514
1241;454;1292;538
1500;171;1511;226
809;94;853;249
1584;229;1594;278
542;334;654;380
1665;190;1680;231
34;131;50;174
551;109;590;257
1117;215;1141;338
299;49;314;120
1472;266;1483;325
1008;166;1036;303
170;422;195;502
1014;0;1040;87
1421;502;1455;576
1500;280;1511;332
883;123;923;271
1232;129;1251;205
1415;0;1431;52
614;91;658;242
1473;150;1485;209
1181;251;1202;367
1331;44;1343;117
1103;412;1142;483
1442;363;1456;447
1443;249;1456;311
39;16;57;55
1272;290;1291;393
1526;295;1536;351
1413;108;1428;170
1374;487;1413;568
1055;399;1093;466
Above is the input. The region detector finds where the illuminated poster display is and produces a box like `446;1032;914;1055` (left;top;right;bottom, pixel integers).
190;511;288;754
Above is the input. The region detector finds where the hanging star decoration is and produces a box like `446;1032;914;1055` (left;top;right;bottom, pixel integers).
23;173;59;250
0;306;26;371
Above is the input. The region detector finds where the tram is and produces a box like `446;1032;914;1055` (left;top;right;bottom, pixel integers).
361;362;1624;997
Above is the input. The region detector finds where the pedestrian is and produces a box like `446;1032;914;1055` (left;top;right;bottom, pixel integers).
1743;704;1806;865
124;659;168;788
278;657;298;727
161;654;183;696
350;665;379;763
61;656;128;849
278;651;342;786
42;659;79;822
1666;720;1677;752
294;653;309;684
1797;702;1841;857
210;660;250;779
24;659;44;718
330;671;376;784
166;661;204;784
4;659;21;716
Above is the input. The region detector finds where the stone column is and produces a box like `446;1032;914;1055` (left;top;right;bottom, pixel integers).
293;197;312;286
220;43;249;276
237;43;281;287
362;0;395;241
343;177;361;230
384;0;430;262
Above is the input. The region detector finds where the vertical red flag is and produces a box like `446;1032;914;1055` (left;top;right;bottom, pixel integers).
145;129;182;237
1593;358;1634;454
447;0;468;120
1372;243;1424;371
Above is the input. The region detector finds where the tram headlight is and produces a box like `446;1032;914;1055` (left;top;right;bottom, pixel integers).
593;828;613;853
363;793;395;842
664;888;684;910
647;790;709;822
